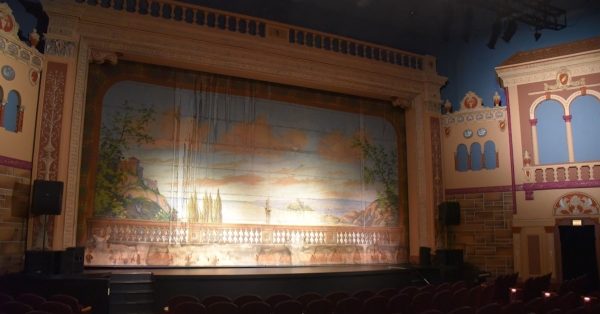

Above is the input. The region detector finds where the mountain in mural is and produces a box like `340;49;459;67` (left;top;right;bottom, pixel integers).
119;157;172;220
342;199;395;227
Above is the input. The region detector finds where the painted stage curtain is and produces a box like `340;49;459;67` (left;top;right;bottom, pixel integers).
79;61;407;267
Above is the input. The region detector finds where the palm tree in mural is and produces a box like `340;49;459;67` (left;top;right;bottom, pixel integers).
352;136;399;225
94;101;155;218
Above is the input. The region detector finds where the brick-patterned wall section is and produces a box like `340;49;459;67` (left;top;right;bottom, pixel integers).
0;165;31;274
445;191;514;276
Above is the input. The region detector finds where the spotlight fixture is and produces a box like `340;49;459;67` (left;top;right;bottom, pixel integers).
502;19;518;42
534;29;542;41
487;18;502;49
474;0;566;46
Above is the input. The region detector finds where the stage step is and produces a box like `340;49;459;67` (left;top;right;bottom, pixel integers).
109;272;155;314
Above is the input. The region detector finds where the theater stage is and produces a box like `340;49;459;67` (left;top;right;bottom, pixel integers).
3;265;444;314
85;264;438;313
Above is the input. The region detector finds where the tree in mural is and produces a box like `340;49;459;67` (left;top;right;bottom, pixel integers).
94;101;155;218
353;136;399;224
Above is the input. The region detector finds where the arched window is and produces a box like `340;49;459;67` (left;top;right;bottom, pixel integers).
456;144;468;172
484;141;497;169
3;90;20;132
470;142;482;171
571;95;600;162
535;99;568;164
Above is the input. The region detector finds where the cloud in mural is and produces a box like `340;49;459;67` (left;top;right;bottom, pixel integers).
214;116;308;156
272;176;326;186
143;110;211;150
317;131;362;163
194;174;264;186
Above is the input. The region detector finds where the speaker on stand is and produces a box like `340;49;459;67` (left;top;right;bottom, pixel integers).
30;180;64;251
438;201;460;248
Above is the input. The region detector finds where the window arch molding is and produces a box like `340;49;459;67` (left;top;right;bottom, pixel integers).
565;89;600;113
528;90;600;165
529;94;567;119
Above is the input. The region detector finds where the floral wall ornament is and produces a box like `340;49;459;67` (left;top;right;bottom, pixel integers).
493;91;501;107
460;91;483;110
444;127;451;136
28;28;39;47
554;192;600;216
442;99;452;114
498;119;506;130
29;69;38;85
544;68;585;91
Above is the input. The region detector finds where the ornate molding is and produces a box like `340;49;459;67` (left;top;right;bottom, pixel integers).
63;40;90;248
496;53;600;87
45;38;77;58
46;13;80;39
0;37;43;71
89;49;119;65
554;192;600;216
37;62;67;181
544;68;585;91
441;107;506;126
391;96;412;110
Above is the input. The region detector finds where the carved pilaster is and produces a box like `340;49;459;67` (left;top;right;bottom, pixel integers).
63;40;90;247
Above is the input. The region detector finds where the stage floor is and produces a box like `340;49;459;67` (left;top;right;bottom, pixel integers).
85;264;409;277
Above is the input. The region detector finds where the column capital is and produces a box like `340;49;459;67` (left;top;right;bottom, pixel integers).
529;118;538;126
563;115;572;122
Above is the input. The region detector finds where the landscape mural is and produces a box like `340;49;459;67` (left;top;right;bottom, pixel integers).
78;61;407;266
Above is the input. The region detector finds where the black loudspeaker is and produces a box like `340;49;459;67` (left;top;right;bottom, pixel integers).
59;247;85;274
24;250;61;274
419;247;431;266
31;180;64;215
438;201;460;225
436;249;464;267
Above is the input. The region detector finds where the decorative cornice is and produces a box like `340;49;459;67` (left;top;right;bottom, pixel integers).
496;52;600;87
0;37;43;71
441;107;506;126
43;0;445;103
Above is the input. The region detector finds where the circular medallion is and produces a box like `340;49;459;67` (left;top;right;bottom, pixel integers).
477;128;487;137
463;129;473;139
29;69;38;85
1;65;15;81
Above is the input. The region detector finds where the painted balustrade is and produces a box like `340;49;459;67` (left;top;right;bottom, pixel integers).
87;218;401;246
523;161;600;183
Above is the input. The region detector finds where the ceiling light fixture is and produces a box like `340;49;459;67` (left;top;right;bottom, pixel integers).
502;19;518;42
487;18;502;49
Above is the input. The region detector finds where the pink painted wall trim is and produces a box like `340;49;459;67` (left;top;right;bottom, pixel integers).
0;155;33;169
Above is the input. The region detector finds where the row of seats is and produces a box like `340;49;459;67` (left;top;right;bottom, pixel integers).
162;281;483;314
0;292;90;314
163;275;600;314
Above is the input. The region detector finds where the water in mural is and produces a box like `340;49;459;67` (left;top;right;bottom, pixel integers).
81;63;406;266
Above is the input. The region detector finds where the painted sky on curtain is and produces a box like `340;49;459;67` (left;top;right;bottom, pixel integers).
97;80;398;227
